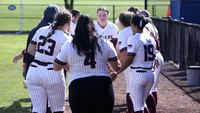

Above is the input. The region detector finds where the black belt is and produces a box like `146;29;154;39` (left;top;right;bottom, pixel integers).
130;66;152;70
34;60;52;66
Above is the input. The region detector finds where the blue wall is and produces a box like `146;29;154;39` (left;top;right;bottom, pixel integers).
171;0;200;24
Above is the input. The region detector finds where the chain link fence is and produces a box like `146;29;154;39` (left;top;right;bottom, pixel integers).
0;4;169;31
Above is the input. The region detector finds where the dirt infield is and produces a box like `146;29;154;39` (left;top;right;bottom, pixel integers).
64;61;200;113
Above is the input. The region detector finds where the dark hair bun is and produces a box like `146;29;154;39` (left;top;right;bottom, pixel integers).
130;14;148;29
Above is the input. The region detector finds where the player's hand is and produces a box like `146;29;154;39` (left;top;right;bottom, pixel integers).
154;57;160;68
13;54;23;63
110;72;117;82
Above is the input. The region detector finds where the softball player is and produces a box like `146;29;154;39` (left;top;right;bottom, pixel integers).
117;14;156;113
128;6;139;14
54;14;120;113
94;6;119;48
140;10;164;113
70;9;81;36
117;11;134;113
26;10;72;113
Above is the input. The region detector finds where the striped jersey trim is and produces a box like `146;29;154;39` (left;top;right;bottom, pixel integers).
31;40;37;45
127;52;136;56
55;58;67;66
120;47;127;53
108;56;118;61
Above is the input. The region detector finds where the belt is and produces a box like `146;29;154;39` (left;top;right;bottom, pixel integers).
130;66;152;70
34;60;52;66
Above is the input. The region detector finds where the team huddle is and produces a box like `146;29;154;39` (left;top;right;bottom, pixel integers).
13;4;164;113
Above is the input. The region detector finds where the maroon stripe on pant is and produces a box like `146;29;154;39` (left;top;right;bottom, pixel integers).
126;93;134;113
152;92;158;105
146;94;156;113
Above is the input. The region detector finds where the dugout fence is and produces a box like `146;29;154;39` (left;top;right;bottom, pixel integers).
152;17;200;69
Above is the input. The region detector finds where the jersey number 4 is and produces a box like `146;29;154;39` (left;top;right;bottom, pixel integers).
84;52;96;68
37;36;56;56
144;45;154;61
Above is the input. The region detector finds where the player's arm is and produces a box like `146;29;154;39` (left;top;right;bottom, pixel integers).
27;43;36;56
108;59;120;82
118;50;127;64
108;59;120;73
117;55;134;75
53;59;69;71
53;43;68;71
53;60;64;71
13;49;26;63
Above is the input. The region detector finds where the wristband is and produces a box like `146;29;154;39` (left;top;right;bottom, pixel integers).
21;50;25;56
23;65;25;68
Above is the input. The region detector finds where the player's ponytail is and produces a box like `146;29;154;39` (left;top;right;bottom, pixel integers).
41;8;72;46
72;14;102;56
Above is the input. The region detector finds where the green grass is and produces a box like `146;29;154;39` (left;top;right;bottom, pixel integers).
0;34;69;113
0;0;170;31
0;0;169;112
0;34;31;113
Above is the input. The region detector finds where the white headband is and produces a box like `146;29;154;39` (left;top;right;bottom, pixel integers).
140;20;142;27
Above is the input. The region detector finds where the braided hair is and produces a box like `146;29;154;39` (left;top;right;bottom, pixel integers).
41;8;72;46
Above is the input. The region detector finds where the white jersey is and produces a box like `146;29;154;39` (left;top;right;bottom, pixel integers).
31;26;72;63
144;23;159;40
70;22;76;35
118;26;133;52
27;25;72;112
55;38;117;87
117;26;133;93
127;33;156;68
94;21;118;41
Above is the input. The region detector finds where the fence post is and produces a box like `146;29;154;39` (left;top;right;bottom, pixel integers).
154;5;156;17
152;5;155;17
16;0;23;34
20;0;23;32
113;4;115;23
166;16;172;61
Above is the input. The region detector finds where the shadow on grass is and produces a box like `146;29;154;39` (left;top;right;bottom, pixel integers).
0;98;31;113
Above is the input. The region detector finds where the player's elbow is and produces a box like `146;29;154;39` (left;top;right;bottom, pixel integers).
53;61;62;71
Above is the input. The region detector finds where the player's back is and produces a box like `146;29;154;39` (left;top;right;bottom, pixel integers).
118;26;133;51
144;23;158;39
65;38;116;86
33;26;72;63
128;33;156;68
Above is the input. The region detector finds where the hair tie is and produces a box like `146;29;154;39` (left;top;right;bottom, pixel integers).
52;21;57;26
140;20;142;27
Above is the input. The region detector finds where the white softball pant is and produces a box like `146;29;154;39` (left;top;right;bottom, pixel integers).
151;51;164;92
26;62;66;113
129;69;154;112
124;67;130;93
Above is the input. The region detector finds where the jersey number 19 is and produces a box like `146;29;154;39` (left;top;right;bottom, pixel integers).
144;44;154;61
